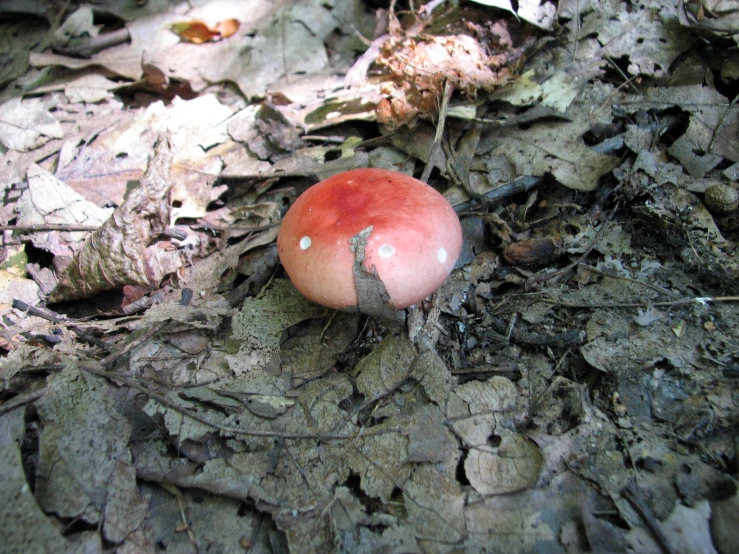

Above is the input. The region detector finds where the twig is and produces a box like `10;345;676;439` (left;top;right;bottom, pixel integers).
489;316;584;346
96;322;169;368
191;223;277;233
160;484;201;552
12;298;113;353
504;312;517;343
602;54;643;97
454;175;541;212
54;28;131;57
280;7;289;85
347;361;417;424
541;296;739;310
421;80;454;183
621;483;677;554
0;389;45;415
78;362;405;441
0;224;100;231
441;123;543;210
450;366;519;376
577;263;682;299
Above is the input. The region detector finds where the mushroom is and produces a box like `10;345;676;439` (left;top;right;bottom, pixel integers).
277;168;463;310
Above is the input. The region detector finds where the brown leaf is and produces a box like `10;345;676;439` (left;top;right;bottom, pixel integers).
171;19;241;44
171;20;220;44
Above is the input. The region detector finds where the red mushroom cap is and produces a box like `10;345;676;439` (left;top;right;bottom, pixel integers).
277;168;463;310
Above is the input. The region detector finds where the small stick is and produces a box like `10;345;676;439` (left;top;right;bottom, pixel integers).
0;224;100;232
0;389;45;415
621;483;677;554
12;298;113;353
489;316;584;346
78;362;406;441
541;296;739;310
53;28;131;57
577;262;681;299
421;80;454;183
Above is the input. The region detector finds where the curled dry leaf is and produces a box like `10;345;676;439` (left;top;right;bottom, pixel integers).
49;137;178;303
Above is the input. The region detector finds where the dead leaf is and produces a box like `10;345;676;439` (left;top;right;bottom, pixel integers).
488;119;620;191
33;73;124;104
354;333;416;400
406;404;459;464
215;18;240;38
0;269;41;310
629;86;739;177
171;18;240;43
463;425;543;495
35;365;133;523
280;313;358;382
102;461;148;544
711;489;739;554
55;94;231;211
171;20;222;44
0;410;75;553
229;279;327;375
49;137;179;302
0;96;64;151
17;164;111;258
581;6;694;78
402;465;467;544
468;1;556;30
626;500;718;554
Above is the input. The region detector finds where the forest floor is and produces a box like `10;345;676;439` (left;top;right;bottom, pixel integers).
0;1;738;553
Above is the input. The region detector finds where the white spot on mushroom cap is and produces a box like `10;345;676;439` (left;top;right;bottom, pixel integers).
437;247;448;264
300;236;312;250
378;244;395;258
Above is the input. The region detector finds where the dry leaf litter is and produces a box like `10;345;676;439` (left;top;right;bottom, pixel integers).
0;1;738;553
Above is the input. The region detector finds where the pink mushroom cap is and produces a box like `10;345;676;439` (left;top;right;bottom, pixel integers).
277;168;463;310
